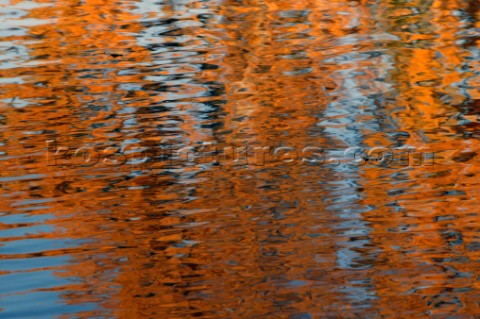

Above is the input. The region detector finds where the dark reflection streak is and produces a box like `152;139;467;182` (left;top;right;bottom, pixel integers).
461;0;480;49
118;3;231;317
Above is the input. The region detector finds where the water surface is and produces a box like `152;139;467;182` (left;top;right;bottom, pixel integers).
1;0;480;318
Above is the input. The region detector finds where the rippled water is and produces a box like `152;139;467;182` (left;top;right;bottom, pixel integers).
1;0;480;318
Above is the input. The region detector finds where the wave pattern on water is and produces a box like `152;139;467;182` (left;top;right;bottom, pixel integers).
1;0;480;318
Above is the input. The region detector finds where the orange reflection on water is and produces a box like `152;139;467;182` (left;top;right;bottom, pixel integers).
1;0;480;318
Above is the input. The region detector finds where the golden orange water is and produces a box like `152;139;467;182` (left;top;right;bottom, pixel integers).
1;0;480;318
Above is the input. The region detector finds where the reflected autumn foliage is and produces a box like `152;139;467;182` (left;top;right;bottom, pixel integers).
1;0;480;318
